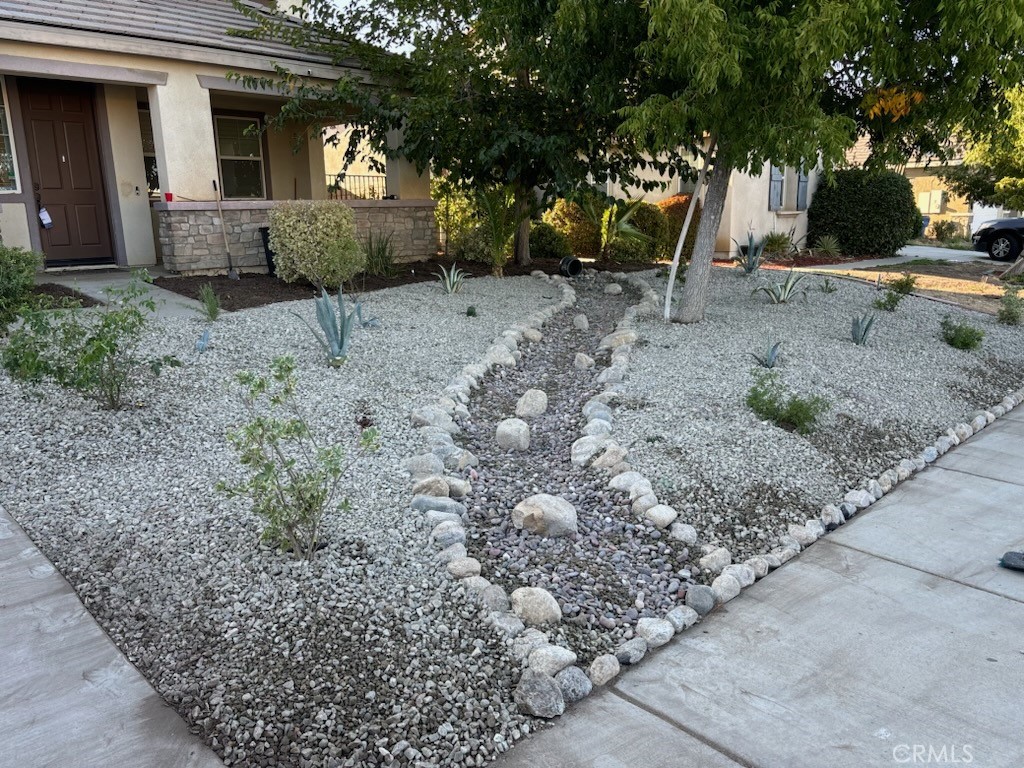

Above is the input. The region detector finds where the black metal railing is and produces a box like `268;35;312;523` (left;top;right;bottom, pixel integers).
326;174;387;200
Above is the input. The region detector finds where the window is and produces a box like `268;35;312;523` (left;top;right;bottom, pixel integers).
0;77;20;194
138;108;161;198
796;170;809;211
768;165;784;211
214;115;266;199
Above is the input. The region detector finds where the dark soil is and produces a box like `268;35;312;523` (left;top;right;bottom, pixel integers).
33;283;102;308
153;257;658;311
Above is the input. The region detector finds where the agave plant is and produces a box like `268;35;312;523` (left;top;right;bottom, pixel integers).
851;313;877;346
195;328;211;354
751;336;783;368
435;263;469;294
733;233;765;275
753;269;808;304
291;287;361;367
819;277;838;294
814;234;842;259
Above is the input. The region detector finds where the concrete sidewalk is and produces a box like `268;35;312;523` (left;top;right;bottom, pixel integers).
0;507;223;768
808;244;986;271
39;266;207;320
500;414;1024;768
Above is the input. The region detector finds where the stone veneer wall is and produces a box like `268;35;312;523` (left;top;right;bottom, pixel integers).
153;200;439;275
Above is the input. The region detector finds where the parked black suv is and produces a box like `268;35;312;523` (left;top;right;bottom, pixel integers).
972;218;1024;260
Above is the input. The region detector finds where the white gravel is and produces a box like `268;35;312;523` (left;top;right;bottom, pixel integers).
0;275;563;767
615;267;1024;562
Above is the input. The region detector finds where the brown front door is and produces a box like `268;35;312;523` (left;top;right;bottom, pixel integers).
19;78;114;266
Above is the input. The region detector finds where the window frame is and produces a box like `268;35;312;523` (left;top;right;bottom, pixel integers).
213;113;268;201
795;170;809;211
0;76;22;195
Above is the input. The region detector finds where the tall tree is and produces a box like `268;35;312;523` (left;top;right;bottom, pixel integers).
236;0;691;266
614;0;1024;323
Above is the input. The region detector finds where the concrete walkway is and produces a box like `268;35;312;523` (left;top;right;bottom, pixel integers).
809;244;986;271
0;507;223;768
39;266;207;320
499;413;1024;768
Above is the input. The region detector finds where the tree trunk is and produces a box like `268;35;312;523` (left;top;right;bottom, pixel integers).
673;157;733;324
513;187;532;267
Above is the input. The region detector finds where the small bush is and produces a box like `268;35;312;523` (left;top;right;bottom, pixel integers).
930;219;960;241
873;290;903;312
269;201;365;289
529;221;572;262
0;245;42;330
1;272;180;409
198;283;221;322
453;225;497;264
432;176;477;256
629;202;670;261
807;169;919;258
362;231;398;278
605;238;650;263
888;271;917;295
656;194;702;260
761;231;794;258
746;371;828;434
998;287;1023;325
543;197;603;259
218;356;379;560
940;316;984;350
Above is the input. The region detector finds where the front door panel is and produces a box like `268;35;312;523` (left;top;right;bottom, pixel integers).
19;78;114;266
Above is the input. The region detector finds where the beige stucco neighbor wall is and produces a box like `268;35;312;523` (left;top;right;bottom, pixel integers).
0;202;33;250
154;200;438;274
718;163;820;255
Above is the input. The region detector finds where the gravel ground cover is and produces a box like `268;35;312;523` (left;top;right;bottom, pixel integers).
0;276;565;768
456;276;694;664
616;267;1024;564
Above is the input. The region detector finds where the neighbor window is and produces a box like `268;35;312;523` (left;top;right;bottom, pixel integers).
795;170;809;211
214;115;266;199
768;166;784;211
0;77;20;194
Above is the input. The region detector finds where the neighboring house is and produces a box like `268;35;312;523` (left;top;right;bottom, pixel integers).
0;0;437;273
845;136;1018;236
604;157;819;256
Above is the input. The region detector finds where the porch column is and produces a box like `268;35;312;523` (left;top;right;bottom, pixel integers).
385;129;430;199
306;130;328;201
147;72;219;202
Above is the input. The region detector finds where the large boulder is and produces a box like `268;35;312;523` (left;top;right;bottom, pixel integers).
515;389;548;418
571;436;608;466
512;494;579;537
496;418;531;451
514;669;565;718
511;587;562;627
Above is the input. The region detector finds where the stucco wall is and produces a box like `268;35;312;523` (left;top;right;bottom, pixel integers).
154;200;439;275
0;202;33;250
719;163;820;255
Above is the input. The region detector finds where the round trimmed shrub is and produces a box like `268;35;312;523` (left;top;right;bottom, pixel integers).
807;170;919;258
629;202;670;261
605;238;650;263
543;198;602;259
656;194;702;260
529;221;572;262
268;201;365;288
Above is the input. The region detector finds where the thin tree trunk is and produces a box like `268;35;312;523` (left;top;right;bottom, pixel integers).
673;157;733;324
513;186;532;267
664;135;717;322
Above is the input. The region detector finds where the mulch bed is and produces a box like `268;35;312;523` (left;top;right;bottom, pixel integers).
33;283;102;308
154;257;656;311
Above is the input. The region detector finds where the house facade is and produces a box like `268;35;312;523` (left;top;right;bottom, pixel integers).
0;0;438;273
605;158;819;256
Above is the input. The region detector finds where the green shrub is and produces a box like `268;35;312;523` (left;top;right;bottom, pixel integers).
472;187;520;276
453;225;497;264
605;238;650;263
931;219;960;241
813;234;842;258
268;201;365;289
656;194;702;260
888;271;917;295
998;287;1023;325
746;371;828;435
218;356;379;560
0;245;42;330
198;283;221;322
543;197;603;259
761;231;794;258
807;169;919;258
528;221;572;262
940;316;984;350
362;230;398;277
1;272;180;409
873;290;903;312
629;202;670;260
432;176;477;256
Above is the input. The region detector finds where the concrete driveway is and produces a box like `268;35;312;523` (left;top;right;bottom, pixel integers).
498;413;1024;768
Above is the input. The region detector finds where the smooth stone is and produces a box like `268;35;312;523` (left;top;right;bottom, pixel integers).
513;669;565;719
615;637;648;665
665;606;699;633
685;585;716;616
425;510;462;527
604;283;623;295
844;489;874;509
496;418;531;451
573;314;589;330
405;453;445;479
698;547;732;575
430;521;465;548
523;328;543;342
635;617;674;648
644;504;679;529
582;418;613;437
512;494;579;537
511;587;563;627
446;557;481;579
555;667;592;704
435;543;467;563
632;493;659;516
608;471;648;494
574;353;595;370
571;436;608;467
411;495;467;516
593;443;629;470
529;645;578;676
712;573;742;603
588;654;620;686
445;477;471;498
721;564;756;588
745;556;770;579
515;389;549;419
479;585;511;613
412;476;449;497
669;522;698;546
